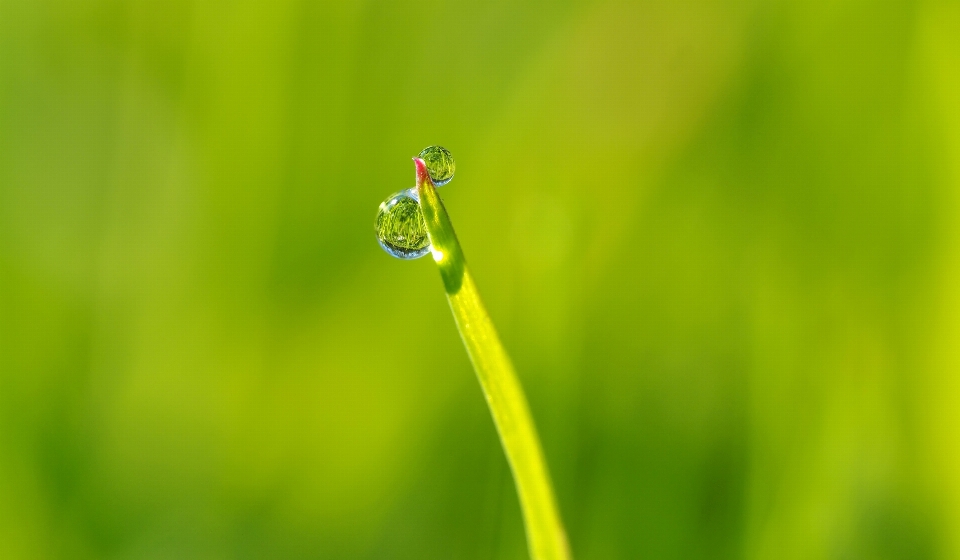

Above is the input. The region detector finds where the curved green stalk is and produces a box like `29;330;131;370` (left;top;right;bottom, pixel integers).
414;158;571;560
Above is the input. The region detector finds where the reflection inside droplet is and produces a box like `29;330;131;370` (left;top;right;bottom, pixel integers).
418;145;455;186
375;188;431;259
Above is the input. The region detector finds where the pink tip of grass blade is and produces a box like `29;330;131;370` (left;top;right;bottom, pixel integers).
413;157;433;187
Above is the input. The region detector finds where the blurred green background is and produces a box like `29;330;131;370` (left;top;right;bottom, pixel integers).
1;0;959;558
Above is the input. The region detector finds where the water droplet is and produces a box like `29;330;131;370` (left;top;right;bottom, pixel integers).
375;189;430;259
418;145;455;186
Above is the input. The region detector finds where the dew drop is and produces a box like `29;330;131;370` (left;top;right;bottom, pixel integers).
375;189;430;259
418;145;455;186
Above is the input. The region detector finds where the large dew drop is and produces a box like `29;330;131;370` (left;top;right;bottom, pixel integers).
375;189;430;259
418;145;455;186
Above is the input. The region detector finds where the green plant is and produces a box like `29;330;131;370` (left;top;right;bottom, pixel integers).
376;150;570;560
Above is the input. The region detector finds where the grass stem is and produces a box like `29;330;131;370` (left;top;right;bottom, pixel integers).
414;158;571;560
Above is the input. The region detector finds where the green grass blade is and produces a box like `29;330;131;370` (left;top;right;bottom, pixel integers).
414;158;571;560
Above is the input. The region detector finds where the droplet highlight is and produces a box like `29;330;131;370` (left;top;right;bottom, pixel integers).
375;189;430;259
418;145;455;186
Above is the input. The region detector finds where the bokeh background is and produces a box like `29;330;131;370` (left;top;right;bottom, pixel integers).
1;0;959;558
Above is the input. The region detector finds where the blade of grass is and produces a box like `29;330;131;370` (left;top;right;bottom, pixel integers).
414;158;571;560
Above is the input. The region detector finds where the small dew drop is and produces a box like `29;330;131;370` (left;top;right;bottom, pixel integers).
418;145;455;186
375;189;430;259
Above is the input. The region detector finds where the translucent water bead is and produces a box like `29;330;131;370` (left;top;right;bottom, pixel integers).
418;145;455;186
375;189;430;259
